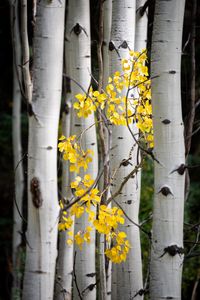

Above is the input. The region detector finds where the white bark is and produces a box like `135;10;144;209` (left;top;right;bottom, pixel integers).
150;1;186;299
55;102;73;300
55;6;74;299
22;1;65;300
110;1;143;299
10;0;24;297
103;0;112;89
21;0;32;103
102;1;112;299
135;0;148;51
67;1;98;299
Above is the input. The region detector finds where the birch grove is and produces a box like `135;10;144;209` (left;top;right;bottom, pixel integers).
6;1;199;299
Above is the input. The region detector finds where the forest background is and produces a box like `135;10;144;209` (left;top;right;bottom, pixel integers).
0;0;200;299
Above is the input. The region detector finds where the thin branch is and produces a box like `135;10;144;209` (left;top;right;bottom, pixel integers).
73;251;83;300
63;167;104;212
13;153;27;223
113;199;150;237
120;49;159;163
55;279;67;300
137;0;153;17
185;225;200;260
107;160;143;205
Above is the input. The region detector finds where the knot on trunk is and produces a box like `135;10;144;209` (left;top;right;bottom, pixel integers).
109;41;115;51
160;244;184;257
171;163;186;175
119;40;129;49
133;288;147;298
30;177;43;208
169;70;176;74
71;23;88;36
158;185;173;196
86;272;96;278
162;119;171;124
127;200;132;204
120;158;132;167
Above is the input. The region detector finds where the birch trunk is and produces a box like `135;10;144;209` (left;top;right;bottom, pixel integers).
135;0;148;51
102;1;112;299
22;1;65;299
150;1;185;299
55;5;73;299
67;1;98;299
10;0;24;297
55;99;73;300
103;0;112;88
110;1;143;299
21;0;32;103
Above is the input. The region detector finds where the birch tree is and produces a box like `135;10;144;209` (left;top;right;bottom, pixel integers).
10;0;24;297
109;1;143;299
55;98;73;300
66;1;98;299
102;2;112;298
22;1;65;299
150;1;186;299
55;4;74;299
135;0;148;51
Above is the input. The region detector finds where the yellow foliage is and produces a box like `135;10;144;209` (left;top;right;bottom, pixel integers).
58;49;153;263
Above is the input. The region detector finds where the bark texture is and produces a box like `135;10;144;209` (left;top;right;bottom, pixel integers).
55;5;74;299
10;0;24;297
55;103;73;300
22;1;65;299
110;1;143;299
66;1;98;299
102;2;112;299
135;0;148;51
150;1;186;299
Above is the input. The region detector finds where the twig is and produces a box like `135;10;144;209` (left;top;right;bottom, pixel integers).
140;213;152;226
73;251;83;300
107;159;143;205
123;52;160;163
185;225;200;260
113;199;150;237
55;279;67;300
63;167;104;211
137;0;153;17
13;153;27;223
191;270;200;300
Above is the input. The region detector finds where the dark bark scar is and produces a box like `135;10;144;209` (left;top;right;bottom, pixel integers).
30;177;43;208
